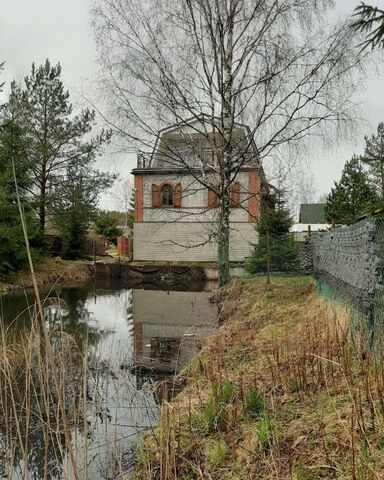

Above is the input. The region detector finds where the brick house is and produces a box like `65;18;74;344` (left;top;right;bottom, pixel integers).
131;117;265;262
132;289;217;373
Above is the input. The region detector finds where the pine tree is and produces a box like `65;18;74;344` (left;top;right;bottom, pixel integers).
0;118;43;273
257;190;293;236
94;211;120;245
8;59;112;231
353;4;384;50
245;190;299;274
361;122;384;201
50;165;113;259
325;156;377;225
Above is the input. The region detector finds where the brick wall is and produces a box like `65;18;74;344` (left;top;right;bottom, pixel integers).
141;171;252;223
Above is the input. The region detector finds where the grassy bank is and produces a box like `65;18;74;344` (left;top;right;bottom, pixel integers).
134;277;384;479
0;258;93;293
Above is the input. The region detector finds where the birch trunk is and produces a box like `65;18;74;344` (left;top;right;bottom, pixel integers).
217;0;233;286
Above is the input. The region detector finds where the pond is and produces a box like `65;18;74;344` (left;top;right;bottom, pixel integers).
0;280;218;479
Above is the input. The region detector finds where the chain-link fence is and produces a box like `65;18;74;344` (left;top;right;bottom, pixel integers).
246;218;384;347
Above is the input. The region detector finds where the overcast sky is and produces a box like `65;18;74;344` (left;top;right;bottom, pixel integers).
0;0;383;212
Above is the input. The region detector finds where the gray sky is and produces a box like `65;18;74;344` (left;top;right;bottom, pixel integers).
0;0;383;212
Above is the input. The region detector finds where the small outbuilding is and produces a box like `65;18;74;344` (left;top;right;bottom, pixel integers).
299;203;326;224
290;203;331;241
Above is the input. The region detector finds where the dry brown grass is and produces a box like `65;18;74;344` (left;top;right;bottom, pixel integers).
134;278;384;480
27;258;92;286
0;259;93;293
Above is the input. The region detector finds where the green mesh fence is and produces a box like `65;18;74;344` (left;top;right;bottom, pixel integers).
311;218;384;347
247;218;384;346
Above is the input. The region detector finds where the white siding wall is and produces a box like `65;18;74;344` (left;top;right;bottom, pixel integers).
133;222;257;262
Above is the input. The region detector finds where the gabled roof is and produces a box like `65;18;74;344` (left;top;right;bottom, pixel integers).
152;114;259;159
299;204;326;224
133;115;267;183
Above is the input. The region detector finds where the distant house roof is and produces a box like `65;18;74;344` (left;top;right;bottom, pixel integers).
299;204;326;224
290;223;330;233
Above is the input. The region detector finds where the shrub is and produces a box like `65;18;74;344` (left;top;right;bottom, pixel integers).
245;233;300;274
94;211;120;245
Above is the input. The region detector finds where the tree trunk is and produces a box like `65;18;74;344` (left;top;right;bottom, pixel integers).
217;186;230;286
217;0;234;287
40;104;48;232
39;172;46;231
266;228;271;285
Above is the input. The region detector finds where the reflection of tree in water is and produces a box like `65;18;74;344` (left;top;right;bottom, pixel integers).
0;288;114;480
44;287;106;352
125;289;134;342
0;286;162;479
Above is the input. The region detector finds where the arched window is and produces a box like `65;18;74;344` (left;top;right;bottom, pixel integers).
161;184;174;207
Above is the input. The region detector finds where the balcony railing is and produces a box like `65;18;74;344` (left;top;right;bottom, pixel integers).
136;150;215;169
137;153;153;169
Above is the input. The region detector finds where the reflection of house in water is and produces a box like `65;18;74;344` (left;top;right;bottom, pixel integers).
132;289;218;374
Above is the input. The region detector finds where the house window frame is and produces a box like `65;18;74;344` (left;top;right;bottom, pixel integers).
161;183;174;207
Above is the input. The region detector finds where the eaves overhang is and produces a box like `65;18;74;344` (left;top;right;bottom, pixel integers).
131;166;259;175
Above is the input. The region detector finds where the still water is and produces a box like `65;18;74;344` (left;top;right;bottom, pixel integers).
0;281;218;479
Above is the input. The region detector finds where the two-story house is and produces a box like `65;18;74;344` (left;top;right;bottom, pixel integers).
131;117;265;263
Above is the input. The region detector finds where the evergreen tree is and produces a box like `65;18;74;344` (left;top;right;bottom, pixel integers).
325;156;377;225
94;211;120;245
361;122;384;201
0;118;43;273
257;190;293;236
245;190;299;274
353;4;384;50
50;166;113;259
8;59;112;231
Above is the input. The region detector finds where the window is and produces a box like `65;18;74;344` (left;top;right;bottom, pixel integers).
152;183;182;208
202;148;216;165
150;337;181;362
161;184;174;207
207;182;241;208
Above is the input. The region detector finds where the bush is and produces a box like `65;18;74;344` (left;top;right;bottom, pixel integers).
94;211;120;245
0;205;43;274
245;233;300;274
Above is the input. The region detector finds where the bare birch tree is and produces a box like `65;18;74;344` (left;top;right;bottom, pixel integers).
91;0;365;285
112;176;133;234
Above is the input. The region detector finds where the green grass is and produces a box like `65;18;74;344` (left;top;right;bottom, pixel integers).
205;439;227;468
244;387;264;418
193;381;237;434
242;275;312;286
